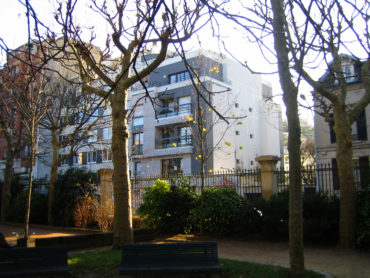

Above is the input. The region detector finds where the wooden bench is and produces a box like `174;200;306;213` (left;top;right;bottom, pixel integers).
120;242;220;277
0;246;68;277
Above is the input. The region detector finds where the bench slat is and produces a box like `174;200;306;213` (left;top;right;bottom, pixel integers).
120;242;220;275
0;246;68;277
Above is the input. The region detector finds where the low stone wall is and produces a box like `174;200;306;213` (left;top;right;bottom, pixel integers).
34;229;154;250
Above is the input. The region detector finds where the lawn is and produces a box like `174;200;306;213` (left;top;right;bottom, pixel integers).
68;248;325;278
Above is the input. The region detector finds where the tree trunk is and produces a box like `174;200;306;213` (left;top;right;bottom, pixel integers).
48;130;59;225
1;147;14;221
333;104;357;248
111;89;133;249
270;0;304;276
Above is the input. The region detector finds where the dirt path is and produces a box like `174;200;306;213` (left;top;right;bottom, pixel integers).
0;223;93;246
1;224;369;278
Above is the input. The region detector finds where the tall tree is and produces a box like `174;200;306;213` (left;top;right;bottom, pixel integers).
278;0;369;248
44;0;207;248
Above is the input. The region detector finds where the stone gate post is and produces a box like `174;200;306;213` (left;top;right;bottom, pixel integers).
256;155;280;200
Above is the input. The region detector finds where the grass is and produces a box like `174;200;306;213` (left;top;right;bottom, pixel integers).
68;248;325;278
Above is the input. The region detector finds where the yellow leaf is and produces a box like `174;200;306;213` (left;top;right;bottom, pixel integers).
195;157;198;160
232;114;235;118
208;170;213;173
237;121;243;125
196;82;201;86
209;108;212;111
193;121;197;124
202;128;206;131
198;155;202;158
239;146;243;150
225;141;231;146
147;165;150;168
172;142;177;147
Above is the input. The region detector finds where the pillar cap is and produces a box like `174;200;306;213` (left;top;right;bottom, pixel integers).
255;155;280;162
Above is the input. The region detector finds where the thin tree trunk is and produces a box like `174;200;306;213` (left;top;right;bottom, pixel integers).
1;147;14;221
24;124;36;248
333;104;357;248
48;130;59;225
270;0;304;276
111;90;133;249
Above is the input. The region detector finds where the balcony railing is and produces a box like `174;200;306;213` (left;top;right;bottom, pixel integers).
132;144;143;155
155;135;192;149
157;103;191;119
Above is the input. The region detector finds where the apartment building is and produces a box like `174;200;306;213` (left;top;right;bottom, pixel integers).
314;55;369;186
29;49;282;178
127;50;282;176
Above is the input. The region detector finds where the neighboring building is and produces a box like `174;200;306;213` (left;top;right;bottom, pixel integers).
314;55;369;187
126;50;283;176
0;42;40;182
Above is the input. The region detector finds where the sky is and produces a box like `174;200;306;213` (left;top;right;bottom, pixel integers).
0;0;322;125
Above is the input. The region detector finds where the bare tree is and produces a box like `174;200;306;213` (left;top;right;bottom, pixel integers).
38;76;108;225
40;0;208;248
0;65;27;221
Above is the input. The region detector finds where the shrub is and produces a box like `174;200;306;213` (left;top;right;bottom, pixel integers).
52;168;97;226
303;192;339;243
137;179;198;234
7;192;48;224
357;185;370;249
193;187;243;235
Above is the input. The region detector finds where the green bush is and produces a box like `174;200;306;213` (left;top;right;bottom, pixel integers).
137;179;198;234
7;192;48;224
357;185;370;249
303;192;339;243
52;167;97;226
193;187;243;235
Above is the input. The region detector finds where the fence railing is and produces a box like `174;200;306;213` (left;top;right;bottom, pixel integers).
131;169;261;212
128;164;369;213
276;164;367;196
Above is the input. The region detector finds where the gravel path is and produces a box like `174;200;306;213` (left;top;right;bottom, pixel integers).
1;224;369;278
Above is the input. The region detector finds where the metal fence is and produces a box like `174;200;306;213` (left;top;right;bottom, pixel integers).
131;169;261;212
276;164;367;196
130;165;368;213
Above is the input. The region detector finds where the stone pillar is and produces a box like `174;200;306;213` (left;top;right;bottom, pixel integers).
256;155;280;200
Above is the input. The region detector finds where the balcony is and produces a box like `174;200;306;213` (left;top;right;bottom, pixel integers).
157;103;191;119
156;135;192;149
132;144;143;155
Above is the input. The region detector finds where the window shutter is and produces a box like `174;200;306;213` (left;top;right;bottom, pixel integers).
82;152;87;165
356;110;367;141
97;150;102;163
329;113;336;143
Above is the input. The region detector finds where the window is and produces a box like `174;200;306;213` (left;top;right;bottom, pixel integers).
59;155;69;166
179;127;192;146
102;127;112;140
89;107;103;122
178;96;191;115
250;134;253;139
236;159;240;164
329;110;367;143
342;65;356;82
132;133;143;154
88;130;98;143
169;71;190;84
235;103;239;108
235;131;240;135
102;149;113;162
87;151;97;164
132;116;144;127
162;158;183;176
134;162;141;176
73;153;83;165
250;161;254;166
249;107;253;112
